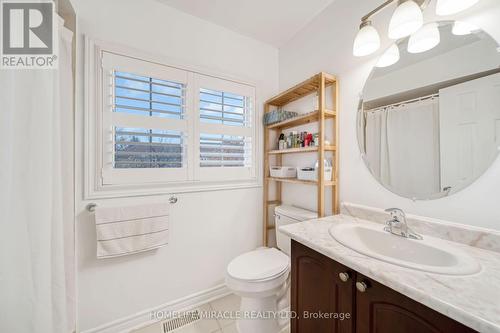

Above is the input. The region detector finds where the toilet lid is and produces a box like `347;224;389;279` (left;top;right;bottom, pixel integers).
227;248;290;281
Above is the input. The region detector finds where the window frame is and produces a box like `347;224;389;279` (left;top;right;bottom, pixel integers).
84;38;260;199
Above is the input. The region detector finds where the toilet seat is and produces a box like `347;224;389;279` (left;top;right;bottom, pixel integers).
226;248;290;297
227;248;290;282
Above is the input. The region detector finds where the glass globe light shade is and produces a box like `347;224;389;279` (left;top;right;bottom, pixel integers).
389;0;424;39
353;22;381;57
376;44;400;67
436;0;480;16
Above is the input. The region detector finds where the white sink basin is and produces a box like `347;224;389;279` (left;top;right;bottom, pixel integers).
329;222;480;275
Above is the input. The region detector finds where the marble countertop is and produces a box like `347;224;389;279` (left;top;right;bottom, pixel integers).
280;214;500;333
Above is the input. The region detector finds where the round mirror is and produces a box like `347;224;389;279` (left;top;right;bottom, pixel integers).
358;21;500;200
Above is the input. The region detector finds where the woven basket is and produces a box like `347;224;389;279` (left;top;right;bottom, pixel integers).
263;109;298;125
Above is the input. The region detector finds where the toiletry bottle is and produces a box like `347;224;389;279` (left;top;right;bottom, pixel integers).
313;133;319;147
278;133;285;150
304;133;312;147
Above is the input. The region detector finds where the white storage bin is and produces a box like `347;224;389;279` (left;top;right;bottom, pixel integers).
297;167;332;181
270;166;297;178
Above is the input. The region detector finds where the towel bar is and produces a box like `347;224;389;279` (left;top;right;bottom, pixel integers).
86;196;178;212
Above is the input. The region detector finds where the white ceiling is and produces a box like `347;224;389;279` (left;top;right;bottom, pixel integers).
156;0;335;47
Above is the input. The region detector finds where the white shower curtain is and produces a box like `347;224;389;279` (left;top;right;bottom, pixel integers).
0;19;75;333
364;110;390;182
385;98;441;198
365;97;441;198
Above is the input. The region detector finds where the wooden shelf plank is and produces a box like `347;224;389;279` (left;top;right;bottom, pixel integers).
324;109;336;117
266;73;337;106
267;145;336;155
325;180;336;186
267;109;336;130
267;177;336;186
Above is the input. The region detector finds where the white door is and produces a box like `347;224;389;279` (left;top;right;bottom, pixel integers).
439;73;500;194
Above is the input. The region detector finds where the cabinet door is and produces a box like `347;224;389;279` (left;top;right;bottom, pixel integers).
355;274;477;333
291;240;355;333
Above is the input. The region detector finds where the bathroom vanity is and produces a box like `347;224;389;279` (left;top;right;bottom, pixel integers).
281;212;500;333
291;240;475;333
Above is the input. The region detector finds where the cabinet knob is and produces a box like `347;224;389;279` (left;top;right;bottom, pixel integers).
356;281;369;293
339;272;350;282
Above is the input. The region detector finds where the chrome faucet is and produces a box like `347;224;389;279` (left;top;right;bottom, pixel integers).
384;208;423;240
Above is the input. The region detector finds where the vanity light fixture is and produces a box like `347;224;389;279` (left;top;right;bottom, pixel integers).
352;0;480;57
436;0;480;16
452;21;478;35
376;44;400;67
408;22;440;53
388;0;424;39
353;21;381;57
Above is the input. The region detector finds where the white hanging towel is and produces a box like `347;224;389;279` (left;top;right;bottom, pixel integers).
94;203;169;259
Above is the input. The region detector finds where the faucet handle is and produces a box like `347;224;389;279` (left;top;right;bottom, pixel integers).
385;208;405;219
385;207;404;214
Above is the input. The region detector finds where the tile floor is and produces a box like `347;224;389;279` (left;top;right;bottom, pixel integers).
134;294;290;333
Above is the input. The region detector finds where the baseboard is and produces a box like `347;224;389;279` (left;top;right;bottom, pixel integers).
80;284;231;333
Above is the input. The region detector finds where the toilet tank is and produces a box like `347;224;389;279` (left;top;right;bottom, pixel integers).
275;205;317;256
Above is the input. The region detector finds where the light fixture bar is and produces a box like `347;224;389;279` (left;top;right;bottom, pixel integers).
361;0;396;23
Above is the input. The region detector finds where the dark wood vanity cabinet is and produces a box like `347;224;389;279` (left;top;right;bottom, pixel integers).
355;273;476;333
291;239;355;333
291;240;477;333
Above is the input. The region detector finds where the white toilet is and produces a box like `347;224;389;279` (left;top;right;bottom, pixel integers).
225;205;317;333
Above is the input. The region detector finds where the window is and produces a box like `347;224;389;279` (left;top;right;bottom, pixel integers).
114;128;184;169
114;71;185;120
195;74;256;181
199;88;252;169
100;51;190;185
199;134;252;168
87;42;257;195
112;71;186;170
199;88;251;126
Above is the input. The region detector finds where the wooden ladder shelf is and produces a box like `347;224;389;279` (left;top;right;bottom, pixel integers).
263;72;339;246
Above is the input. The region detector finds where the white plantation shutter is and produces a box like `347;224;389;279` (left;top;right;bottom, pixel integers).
195;74;256;181
114;127;184;169
199;134;252;168
101;52;190;184
199;88;251;126
90;42;257;192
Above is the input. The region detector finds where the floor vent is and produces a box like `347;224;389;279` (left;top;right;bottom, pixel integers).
162;310;201;333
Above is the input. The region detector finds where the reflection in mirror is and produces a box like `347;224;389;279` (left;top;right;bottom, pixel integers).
358;21;500;200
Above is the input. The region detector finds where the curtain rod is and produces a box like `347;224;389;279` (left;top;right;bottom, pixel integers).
364;93;439;113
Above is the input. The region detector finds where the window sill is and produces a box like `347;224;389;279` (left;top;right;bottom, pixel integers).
84;179;262;200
